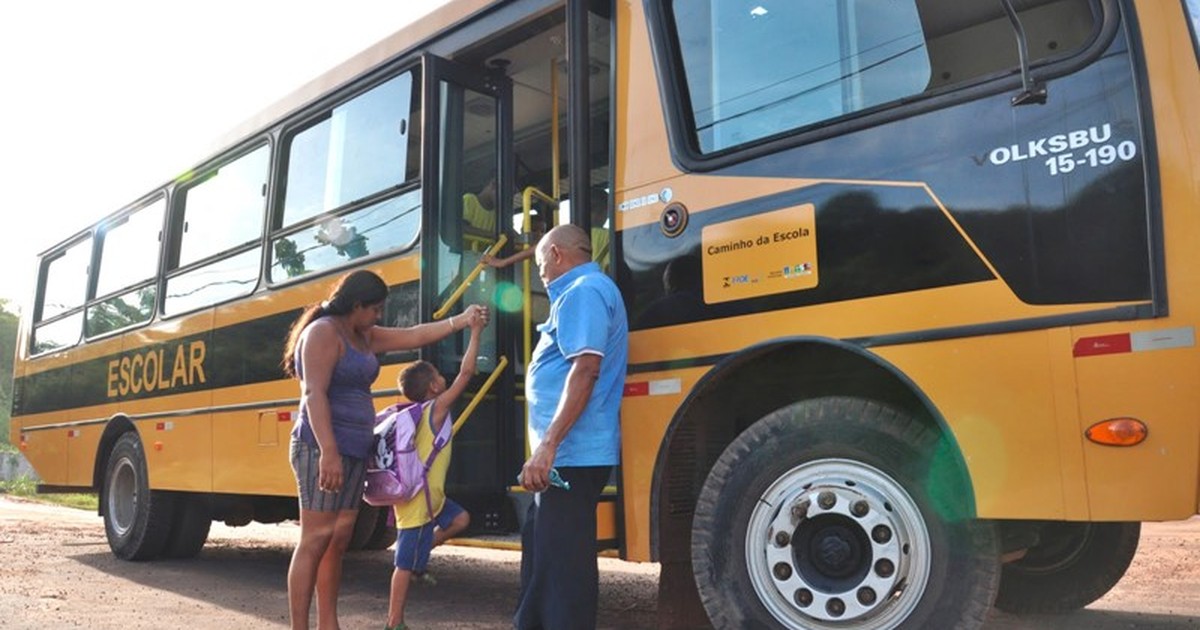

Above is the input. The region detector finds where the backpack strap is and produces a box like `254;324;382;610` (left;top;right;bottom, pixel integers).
415;400;453;520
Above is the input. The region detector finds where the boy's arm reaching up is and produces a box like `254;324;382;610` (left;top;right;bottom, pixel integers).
481;247;535;268
430;315;484;432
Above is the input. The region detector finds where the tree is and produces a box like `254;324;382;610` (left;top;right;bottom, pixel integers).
0;300;17;444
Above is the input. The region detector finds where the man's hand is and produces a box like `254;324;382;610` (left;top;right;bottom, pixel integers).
519;443;557;492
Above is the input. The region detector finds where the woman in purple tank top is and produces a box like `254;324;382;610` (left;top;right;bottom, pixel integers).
280;269;488;630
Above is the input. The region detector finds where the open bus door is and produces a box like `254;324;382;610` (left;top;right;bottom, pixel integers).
420;53;524;535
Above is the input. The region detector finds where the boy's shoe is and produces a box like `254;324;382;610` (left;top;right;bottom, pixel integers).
413;571;438;586
385;624;408;630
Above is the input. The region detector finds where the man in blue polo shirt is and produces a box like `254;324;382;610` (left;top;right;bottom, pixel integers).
515;224;628;630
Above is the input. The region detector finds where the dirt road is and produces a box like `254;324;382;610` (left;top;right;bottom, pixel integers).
1;495;1198;629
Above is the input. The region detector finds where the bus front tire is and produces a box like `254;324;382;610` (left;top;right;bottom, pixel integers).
994;521;1139;614
691;397;1000;629
103;432;175;561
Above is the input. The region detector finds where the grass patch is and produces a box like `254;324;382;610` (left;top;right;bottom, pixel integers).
0;476;98;511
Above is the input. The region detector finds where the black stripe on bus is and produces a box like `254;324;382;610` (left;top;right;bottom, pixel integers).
624;182;996;332
14;281;420;417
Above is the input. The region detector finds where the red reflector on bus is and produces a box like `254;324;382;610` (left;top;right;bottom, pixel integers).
1085;418;1147;447
154;441;164;451
1073;333;1131;357
624;382;649;397
277;411;292;422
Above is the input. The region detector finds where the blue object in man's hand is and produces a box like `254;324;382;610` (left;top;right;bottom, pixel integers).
517;468;571;491
548;468;571;490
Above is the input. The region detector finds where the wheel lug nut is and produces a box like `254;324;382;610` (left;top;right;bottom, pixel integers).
826;598;845;617
790;499;810;523
851;500;869;517
817;491;836;510
794;588;813;607
857;587;877;605
875;558;895;578
775;531;791;547
872;524;892;543
773;562;793;580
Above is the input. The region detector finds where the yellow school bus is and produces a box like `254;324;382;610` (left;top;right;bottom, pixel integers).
12;1;1200;628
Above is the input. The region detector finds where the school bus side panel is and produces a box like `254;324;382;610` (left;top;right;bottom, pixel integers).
1071;324;1200;520
122;310;215;492
1123;0;1200;516
62;336;122;488
875;331;1079;520
209;296;298;496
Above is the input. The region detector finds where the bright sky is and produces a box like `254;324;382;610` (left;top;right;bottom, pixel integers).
0;0;450;313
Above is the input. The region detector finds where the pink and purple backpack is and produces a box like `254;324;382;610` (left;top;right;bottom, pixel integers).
363;400;452;513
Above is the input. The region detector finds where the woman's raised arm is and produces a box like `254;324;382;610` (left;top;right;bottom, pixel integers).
368;303;490;354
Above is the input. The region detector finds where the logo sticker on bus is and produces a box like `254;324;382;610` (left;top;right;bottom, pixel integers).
701;204;818;304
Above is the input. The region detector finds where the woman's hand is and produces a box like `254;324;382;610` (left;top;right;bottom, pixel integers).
318;449;344;493
463;303;490;329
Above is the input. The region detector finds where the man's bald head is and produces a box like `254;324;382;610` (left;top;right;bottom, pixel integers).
535;224;594;283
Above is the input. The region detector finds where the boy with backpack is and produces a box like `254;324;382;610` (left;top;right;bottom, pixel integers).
383;312;485;630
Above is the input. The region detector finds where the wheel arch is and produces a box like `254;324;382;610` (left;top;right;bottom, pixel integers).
94;414;138;515
647;336;975;563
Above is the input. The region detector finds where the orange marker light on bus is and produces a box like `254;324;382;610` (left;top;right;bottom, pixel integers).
1085;418;1148;447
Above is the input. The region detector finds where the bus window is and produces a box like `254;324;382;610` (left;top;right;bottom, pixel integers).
1190;0;1200;52
38;238;89;321
164;145;269;315
165;249;261;315
667;0;1096;154
280;71;418;226
32;236;90;354
270;190;422;282
270;69;423;282
176;146;269;268
86;197;164;337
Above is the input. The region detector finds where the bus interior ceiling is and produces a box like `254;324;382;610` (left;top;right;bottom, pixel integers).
454;7;611;222
921;0;1093;90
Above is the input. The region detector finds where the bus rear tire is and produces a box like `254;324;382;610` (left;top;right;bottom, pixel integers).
691;396;1000;629
365;507;397;550
994;521;1139;614
348;504;382;551
103;432;176;561
163;493;212;559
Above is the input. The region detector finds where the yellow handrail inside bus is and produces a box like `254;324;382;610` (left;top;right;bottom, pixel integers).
520;186;559;460
520;184;559;362
432;233;508;320
452;355;508;437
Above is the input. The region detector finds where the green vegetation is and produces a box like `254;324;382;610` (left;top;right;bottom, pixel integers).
0;442;98;511
0;476;98;511
0;299;16;445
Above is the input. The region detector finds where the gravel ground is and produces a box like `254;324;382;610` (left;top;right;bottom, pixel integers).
1;495;1197;629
